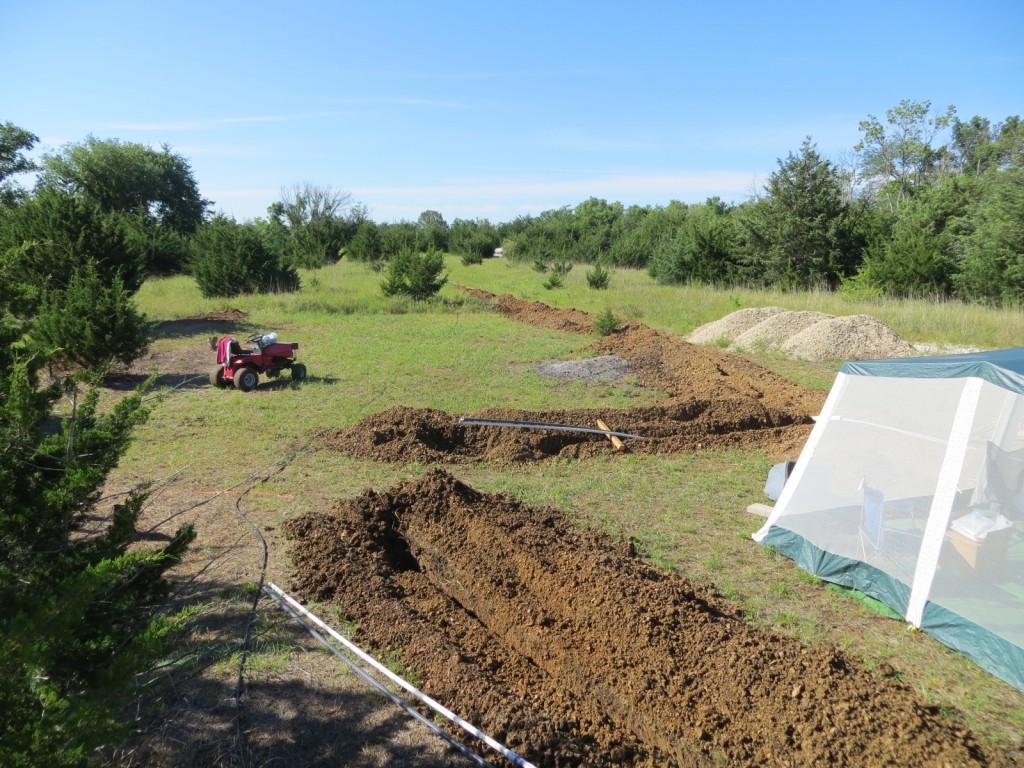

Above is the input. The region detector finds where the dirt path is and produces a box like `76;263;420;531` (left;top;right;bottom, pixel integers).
285;469;1005;767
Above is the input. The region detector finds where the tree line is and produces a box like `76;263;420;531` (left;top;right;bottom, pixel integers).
485;101;1022;302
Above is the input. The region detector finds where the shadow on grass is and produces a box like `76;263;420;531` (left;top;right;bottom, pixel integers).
106;581;476;768
104;371;212;392
103;374;341;394
151;317;254;341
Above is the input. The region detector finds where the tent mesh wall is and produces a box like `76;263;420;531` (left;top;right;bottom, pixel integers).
755;372;1024;690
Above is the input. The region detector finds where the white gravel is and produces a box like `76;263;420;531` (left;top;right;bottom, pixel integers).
690;308;925;362
732;310;833;352
781;314;919;362
687;307;787;345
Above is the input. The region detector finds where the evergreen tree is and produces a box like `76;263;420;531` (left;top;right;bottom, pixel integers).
346;220;385;265
741;138;860;288
0;188;146;297
189;216;300;298
31;260;150;369
954;170;1024;303
0;357;194;765
380;247;447;300
857;175;973;298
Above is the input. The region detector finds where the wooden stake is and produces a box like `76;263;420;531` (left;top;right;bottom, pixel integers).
596;419;626;451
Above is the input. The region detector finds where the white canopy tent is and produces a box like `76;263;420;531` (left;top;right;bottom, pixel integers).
754;348;1024;690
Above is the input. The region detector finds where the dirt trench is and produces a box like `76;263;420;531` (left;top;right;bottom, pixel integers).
323;290;826;465
285;470;1005;767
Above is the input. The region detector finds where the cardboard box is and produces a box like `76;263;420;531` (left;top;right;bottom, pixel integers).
946;526;1013;579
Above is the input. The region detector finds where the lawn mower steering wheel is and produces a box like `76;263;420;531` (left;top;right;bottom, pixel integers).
246;332;264;344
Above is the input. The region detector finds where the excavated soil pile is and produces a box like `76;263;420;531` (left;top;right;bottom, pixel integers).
285;470;1003;768
323;291;826;463
323;403;814;464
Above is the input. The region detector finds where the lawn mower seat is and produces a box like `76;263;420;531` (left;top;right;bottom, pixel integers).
216;337;247;364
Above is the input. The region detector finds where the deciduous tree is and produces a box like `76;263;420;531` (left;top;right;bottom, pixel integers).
275;184;358;268
0;122;38;207
855;100;956;203
38;137;210;274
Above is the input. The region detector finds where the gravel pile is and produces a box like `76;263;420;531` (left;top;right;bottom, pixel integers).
537;355;633;382
687;307;786;345
733;310;833;351
782;315;919;362
690;308;920;362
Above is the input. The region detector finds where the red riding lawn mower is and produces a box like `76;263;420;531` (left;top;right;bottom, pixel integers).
210;332;307;392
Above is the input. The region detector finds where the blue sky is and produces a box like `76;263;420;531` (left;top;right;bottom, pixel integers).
3;0;1022;224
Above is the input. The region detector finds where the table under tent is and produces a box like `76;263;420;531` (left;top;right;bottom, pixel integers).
754;348;1024;690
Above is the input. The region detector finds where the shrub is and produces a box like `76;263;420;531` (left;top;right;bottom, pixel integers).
0;188;146;296
31;259;150;369
380;247;448;300
586;262;612;289
542;273;564;290
189;216;300;298
346;220;384;265
594;307;620;336
551;257;573;276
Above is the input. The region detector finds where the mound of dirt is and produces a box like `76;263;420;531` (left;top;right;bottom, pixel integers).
464;287;595;334
782;314;919;362
323;403;815;465
324;292;827;464
284;470;1004;768
686;307;787;345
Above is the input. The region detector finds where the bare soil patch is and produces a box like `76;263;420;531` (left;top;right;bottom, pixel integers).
296;293;1009;764
285;469;1007;767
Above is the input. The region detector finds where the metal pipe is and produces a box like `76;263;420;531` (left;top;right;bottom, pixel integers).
458;416;644;440
264;583;538;768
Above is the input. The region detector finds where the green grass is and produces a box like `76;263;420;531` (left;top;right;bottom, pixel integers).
118;258;1024;752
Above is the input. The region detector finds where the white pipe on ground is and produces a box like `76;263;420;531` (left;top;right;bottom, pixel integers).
264;583;538;768
263;584;493;767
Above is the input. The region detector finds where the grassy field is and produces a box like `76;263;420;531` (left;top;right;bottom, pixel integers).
121;257;1024;755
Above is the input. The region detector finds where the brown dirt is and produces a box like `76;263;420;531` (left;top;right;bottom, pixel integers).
326;290;825;464
285;469;1006;768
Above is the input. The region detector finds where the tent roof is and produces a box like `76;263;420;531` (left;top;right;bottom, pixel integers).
842;347;1024;395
